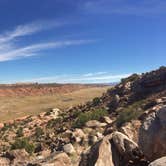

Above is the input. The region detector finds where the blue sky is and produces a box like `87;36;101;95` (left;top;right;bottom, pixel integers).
0;0;165;83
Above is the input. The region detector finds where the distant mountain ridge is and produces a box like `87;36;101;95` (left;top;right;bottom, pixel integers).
0;83;108;97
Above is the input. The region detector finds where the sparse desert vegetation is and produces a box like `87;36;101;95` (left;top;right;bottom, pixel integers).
0;67;165;165
73;108;108;128
0;86;109;122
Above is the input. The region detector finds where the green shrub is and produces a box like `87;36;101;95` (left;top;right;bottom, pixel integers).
92;97;100;106
44;109;52;116
1;124;11;132
73;109;108;128
116;100;145;127
34;127;44;138
72;111;81;118
46;117;62;128
16;127;24;137
11;138;35;154
23;117;33;124
121;73;139;83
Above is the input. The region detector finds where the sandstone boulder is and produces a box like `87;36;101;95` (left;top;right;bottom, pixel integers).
139;106;166;161
63;143;76;155
50;108;61;119
80;132;145;166
72;128;86;143
120;120;141;143
148;156;166;166
101;116;113;124
112;131;142;163
83;134;114;166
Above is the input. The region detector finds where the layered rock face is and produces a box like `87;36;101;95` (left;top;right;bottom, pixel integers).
0;83;97;97
132;67;166;95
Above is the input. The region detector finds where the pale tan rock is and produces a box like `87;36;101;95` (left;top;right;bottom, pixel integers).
0;123;4;128
85;120;107;128
80;131;144;166
96;132;103;140
95;139;114;166
111;131;143;165
139;106;166;161
156;98;163;104
72;128;86;143
149;156;166;166
120;120;141;143
40;152;71;166
63;143;76;155
112;131;139;158
87;134;114;166
39;149;51;158
52;152;71;166
0;157;10;166
83;127;93;134
50;108;61;119
102;116;113;124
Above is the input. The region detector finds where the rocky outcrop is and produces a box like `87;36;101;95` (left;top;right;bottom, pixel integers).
80;134;114;166
81;131;146;166
4;149;31;166
112;131;142;163
148;156;166;166
120;120;141;143
139;106;166;161
0;67;165;166
92;135;114;166
132;67;166;96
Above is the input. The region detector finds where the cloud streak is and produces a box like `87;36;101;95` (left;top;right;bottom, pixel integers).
0;20;64;44
83;72;108;77
0;40;93;61
0;20;94;62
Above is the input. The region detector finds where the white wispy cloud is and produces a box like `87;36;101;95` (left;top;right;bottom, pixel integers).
21;72;131;84
83;72;107;77
0;20;94;62
0;20;64;44
0;40;93;61
83;0;166;15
